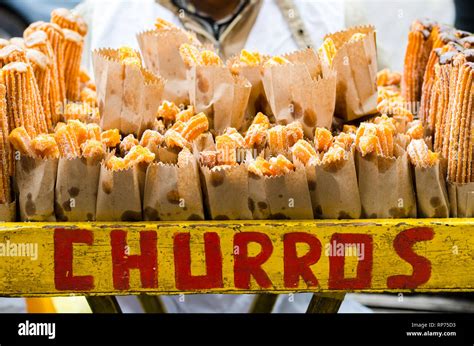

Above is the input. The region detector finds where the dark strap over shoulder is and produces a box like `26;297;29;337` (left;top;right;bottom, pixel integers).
275;0;315;49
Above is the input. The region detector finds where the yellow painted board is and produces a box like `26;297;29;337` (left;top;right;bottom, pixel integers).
0;219;472;296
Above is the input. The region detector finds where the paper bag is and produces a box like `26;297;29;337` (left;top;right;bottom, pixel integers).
263;164;314;219
200;164;252;220
137;28;198;105
93;48;164;136
357;151;417;218
143;149;204;221
413;163;449;218
227;57;272;130
96;164;142;221
15;156;57;221
322;25;378;121
311;153;362;219
262;49;336;138
55;157;101;221
156;147;181;164
448;182;474;217
188;65;251;134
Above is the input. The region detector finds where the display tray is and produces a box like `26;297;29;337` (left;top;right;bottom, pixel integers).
0;219;472;296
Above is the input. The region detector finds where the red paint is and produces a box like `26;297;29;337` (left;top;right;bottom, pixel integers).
110;230;158;290
233;232;273;289
174;232;223;289
54;228;94;291
283;232;321;288
387;227;434;289
328;233;373;290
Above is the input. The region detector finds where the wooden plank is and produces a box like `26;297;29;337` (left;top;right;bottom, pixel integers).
0;219;473;296
138;295;167;313
86;296;122;313
249;294;279;313
306;293;345;313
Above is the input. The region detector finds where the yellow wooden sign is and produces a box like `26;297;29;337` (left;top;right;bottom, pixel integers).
0;219;473;296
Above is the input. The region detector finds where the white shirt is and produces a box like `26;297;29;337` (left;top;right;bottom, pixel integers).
78;0;455;72
77;0;345;71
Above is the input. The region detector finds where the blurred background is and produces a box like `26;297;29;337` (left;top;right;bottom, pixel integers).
0;0;472;71
0;0;79;38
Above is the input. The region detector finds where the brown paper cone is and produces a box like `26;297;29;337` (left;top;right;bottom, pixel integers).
55;157;101;221
227;57;272;130
263;164;313;219
262;49;336;138
92;48;164;137
323;25;378;121
188;65;251;134
200;164;252;220
96;164;142;221
413;163;449;218
448;182;474;217
143;150;204;221
0;201;16;221
290;71;337;138
137;29;196;105
156;147;181;164
357;151;417;218
311;153;362;219
15;156;57;221
262;63;308;126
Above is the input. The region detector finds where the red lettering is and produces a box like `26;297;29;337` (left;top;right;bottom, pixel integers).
328;233;373;289
110;230;157;290
387;227;434;289
174;232;223;290
54;228;94;291
283;233;321;288
234;232;273;289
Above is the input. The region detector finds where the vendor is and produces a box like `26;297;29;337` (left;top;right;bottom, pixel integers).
77;0;344;69
77;0;455;72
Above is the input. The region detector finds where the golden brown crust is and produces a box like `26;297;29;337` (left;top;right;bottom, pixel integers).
1;61;47;136
51;8;88;36
62;29;84;101
0;84;11;203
